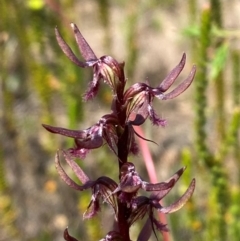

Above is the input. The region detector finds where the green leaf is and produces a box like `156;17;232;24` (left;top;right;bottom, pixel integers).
210;43;229;80
182;25;200;38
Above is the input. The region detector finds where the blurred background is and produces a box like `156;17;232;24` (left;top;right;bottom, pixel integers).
0;0;240;241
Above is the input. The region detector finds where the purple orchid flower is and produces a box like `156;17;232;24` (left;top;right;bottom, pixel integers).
55;23;125;101
124;53;196;126
44;23;196;241
130;178;196;240
55;151;118;218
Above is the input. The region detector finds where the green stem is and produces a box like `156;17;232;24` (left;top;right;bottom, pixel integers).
194;5;212;166
211;0;226;143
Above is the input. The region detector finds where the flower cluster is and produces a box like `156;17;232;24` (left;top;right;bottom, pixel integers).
43;23;196;241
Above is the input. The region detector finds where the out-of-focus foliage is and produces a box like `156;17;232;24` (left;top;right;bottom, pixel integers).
0;0;239;241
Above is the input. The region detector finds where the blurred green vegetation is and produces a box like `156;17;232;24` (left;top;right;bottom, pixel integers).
0;0;239;241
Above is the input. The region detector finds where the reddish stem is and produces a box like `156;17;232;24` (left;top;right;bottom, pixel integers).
134;125;171;241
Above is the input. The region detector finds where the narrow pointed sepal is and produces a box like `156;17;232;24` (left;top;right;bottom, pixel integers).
70;23;97;62
83;176;118;219
160;178;196;214
142;178;175;192
159;65;196;100
137;218;152;241
152;167;187;200
55;27;89;68
42;124;85;139
62;150;90;183
55;151;93;190
159;53;186;91
64;228;79;241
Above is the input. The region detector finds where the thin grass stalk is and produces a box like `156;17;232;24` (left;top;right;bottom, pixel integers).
180;149;200;238
216;108;240;162
231;51;240;106
194;5;212;166
231;51;240;164
210;0;226;143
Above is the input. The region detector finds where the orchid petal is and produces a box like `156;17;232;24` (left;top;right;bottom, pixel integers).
42;124;86;138
126;91;149;124
160;178;196;214
62;150;90;183
128;196;149;226
137;218;152;241
158;53;186;91
70;23;97;62
74;134;103;149
55;152;93;191
83;193;101;219
151;167;186;201
83;75;100;101
69;147;90;159
64;228;79;241
142;178;175;192
147;104;166;127
102;124;118;156
151;215;168;235
55;27;88;68
160;65;196;100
